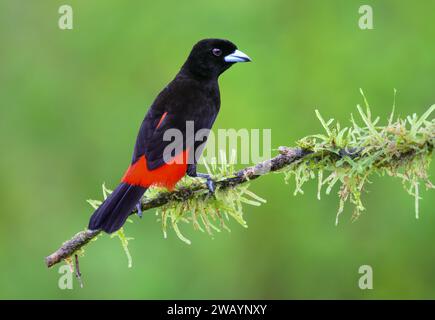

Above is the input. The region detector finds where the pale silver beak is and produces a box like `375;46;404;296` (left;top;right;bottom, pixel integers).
224;49;252;63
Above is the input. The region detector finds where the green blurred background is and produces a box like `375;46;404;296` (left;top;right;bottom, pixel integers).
0;0;434;299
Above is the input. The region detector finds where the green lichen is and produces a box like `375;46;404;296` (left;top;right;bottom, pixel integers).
149;150;266;244
283;90;434;224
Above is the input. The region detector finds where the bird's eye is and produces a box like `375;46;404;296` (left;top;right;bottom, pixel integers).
212;48;222;57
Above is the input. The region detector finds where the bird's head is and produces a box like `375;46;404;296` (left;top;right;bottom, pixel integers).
182;38;251;79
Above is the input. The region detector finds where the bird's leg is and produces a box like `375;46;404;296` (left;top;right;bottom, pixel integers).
187;164;216;194
196;172;216;194
136;201;142;218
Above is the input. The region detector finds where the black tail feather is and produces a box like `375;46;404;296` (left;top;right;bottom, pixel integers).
88;183;147;233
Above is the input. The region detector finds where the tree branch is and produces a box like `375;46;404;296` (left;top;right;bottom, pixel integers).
44;146;311;268
44;103;435;269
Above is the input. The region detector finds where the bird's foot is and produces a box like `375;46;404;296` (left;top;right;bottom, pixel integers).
196;173;216;194
136;201;143;218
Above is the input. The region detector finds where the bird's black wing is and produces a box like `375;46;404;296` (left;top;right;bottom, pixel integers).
131;77;219;170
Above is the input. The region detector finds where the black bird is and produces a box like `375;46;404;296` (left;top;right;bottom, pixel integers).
89;38;251;233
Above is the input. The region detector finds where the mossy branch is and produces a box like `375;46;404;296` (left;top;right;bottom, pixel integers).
45;97;435;269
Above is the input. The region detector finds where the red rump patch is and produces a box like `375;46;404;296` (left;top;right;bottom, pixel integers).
121;150;188;190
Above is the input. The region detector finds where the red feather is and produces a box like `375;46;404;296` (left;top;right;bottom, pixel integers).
156;112;168;129
121;150;188;190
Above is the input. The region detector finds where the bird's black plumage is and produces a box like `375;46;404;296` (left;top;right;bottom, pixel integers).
89;38;251;233
133;39;247;169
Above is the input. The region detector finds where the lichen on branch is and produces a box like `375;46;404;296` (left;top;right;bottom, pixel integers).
45;93;435;269
284;90;434;224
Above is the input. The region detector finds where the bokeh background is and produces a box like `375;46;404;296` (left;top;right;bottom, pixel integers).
0;0;434;299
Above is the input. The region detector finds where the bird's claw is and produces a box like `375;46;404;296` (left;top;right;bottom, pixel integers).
136;202;143;218
196;173;216;194
205;177;216;194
